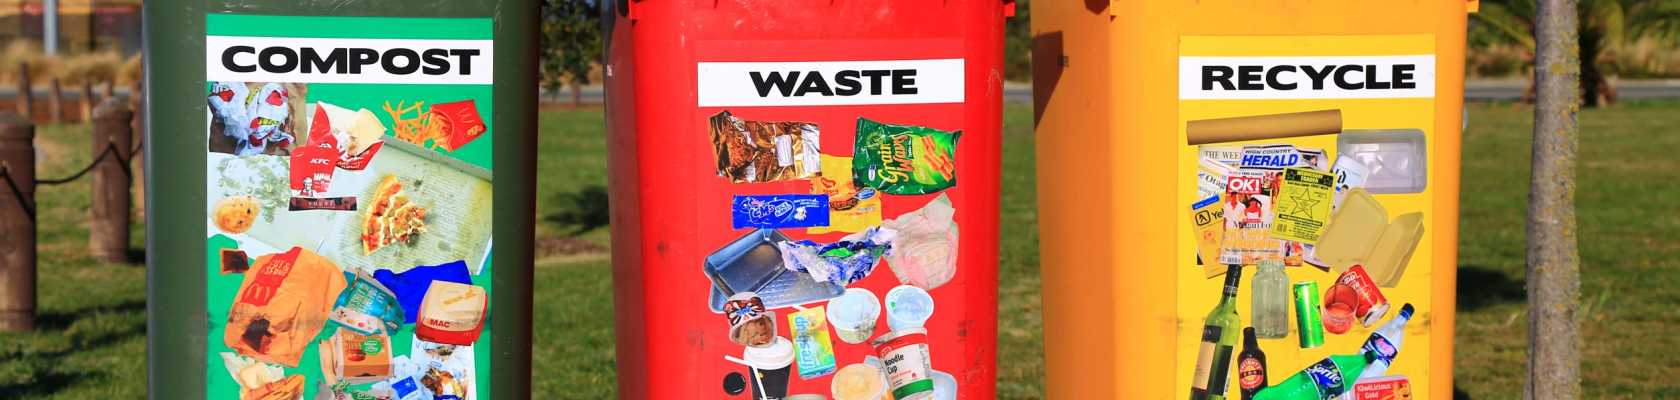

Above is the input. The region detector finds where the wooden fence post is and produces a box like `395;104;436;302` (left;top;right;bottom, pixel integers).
15;62;32;119
130;79;145;218
89;99;132;263
48;78;64;124
0;112;36;331
81;81;95;122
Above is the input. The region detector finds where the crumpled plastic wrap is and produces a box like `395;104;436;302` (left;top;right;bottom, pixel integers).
778;227;896;286
882;194;959;290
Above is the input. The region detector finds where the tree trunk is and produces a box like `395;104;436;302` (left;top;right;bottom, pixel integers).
1528;1;1582;399
571;83;583;107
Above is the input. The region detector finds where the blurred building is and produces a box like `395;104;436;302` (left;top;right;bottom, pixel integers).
1;0;142;55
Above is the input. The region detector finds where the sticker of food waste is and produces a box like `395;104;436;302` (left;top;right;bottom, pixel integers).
207;82;306;156
362;175;429;255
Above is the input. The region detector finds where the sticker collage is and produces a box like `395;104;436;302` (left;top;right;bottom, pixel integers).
1177;36;1437;400
202;15;495;400
704;110;963;400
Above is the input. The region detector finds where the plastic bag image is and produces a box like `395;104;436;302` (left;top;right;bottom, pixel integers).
882;194;960;290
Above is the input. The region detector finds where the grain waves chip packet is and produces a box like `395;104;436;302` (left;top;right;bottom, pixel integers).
852;118;960;195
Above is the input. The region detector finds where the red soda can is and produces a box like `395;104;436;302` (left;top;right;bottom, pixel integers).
1336;265;1390;327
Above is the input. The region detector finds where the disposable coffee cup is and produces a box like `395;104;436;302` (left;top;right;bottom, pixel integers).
743;337;795;400
827;288;881;344
884;285;935;331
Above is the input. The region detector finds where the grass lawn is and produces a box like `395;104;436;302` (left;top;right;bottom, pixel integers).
1;101;1675;398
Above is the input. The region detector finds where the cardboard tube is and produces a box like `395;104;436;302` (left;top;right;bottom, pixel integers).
1186;109;1342;145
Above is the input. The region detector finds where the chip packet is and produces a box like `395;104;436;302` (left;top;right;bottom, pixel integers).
809;155;883;234
852;118;959;195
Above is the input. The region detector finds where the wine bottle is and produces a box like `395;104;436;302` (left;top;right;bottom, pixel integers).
1190;264;1243;400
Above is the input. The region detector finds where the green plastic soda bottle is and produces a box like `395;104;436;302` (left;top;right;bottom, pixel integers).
1251;351;1376;400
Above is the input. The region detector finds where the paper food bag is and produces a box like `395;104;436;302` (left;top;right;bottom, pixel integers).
225;247;348;367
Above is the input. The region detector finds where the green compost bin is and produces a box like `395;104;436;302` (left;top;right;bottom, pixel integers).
144;2;536;399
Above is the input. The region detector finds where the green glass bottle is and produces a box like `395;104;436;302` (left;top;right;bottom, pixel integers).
1191;264;1244;400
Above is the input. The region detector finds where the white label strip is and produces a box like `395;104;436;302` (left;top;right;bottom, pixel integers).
697;59;965;107
1179;55;1435;100
206;36;494;84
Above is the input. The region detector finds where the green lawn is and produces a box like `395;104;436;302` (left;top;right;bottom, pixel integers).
2;101;1675;398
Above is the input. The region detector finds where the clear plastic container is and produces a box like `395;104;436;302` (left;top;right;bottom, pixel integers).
1337;130;1427;194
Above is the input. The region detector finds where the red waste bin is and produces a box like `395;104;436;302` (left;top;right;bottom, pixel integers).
605;1;1010;399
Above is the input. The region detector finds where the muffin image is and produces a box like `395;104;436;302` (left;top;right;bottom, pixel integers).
214;195;261;234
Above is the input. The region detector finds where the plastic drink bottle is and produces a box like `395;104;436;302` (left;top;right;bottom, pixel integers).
1357;303;1414;379
1189;264;1243;400
1251;260;1289;338
1251;352;1376;400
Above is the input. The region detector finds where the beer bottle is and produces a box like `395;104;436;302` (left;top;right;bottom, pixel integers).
1190;264;1243;400
1237;327;1268;400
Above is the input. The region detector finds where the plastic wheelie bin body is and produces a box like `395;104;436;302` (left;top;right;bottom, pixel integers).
146;3;537;399
1035;1;1472;399
606;1;1009;399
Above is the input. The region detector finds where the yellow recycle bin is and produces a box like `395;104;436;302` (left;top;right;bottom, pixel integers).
1034;1;1474;399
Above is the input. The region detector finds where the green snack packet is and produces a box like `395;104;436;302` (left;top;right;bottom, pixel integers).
852;118;960;195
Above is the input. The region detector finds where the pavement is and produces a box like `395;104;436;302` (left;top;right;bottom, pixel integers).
10;79;1679;105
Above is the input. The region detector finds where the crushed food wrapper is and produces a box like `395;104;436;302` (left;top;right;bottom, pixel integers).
708;110;821;183
411;340;475;400
208;82;296;156
809;155;883;234
220;352;285;391
329;273;405;336
778;227;896;286
881;193;960;290
853;118;959;195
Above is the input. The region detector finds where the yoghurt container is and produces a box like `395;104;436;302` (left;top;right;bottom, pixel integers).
884;285;934;331
827;288;881;344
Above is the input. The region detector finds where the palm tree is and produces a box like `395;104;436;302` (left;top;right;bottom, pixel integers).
1473;0;1680;106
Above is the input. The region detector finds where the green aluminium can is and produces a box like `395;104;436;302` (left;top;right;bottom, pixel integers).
1293;280;1325;349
